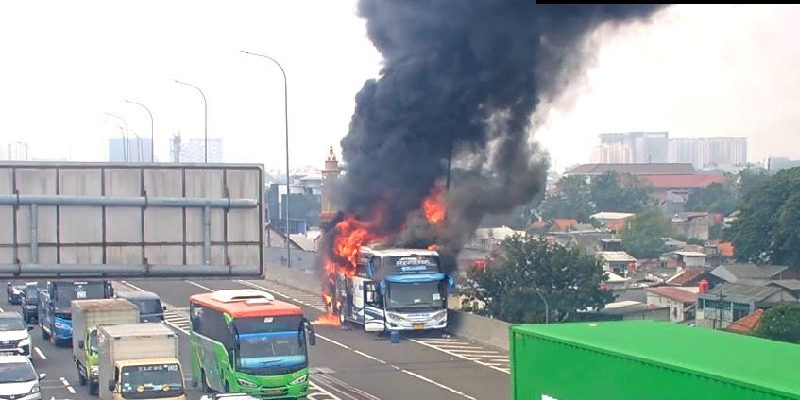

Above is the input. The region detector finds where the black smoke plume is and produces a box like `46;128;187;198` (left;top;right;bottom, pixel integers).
328;1;666;274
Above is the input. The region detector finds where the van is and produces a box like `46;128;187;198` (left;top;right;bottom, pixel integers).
0;311;34;359
115;291;165;323
0;355;45;400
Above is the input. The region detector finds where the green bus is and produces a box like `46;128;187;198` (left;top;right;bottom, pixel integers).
189;289;316;399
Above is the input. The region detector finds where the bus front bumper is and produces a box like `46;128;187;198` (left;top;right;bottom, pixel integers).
231;375;309;399
384;310;448;331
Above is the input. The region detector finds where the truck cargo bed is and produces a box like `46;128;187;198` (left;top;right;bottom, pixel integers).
510;321;800;400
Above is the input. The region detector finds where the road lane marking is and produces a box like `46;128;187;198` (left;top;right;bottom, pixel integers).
411;338;510;375
315;333;476;400
237;279;512;378
185;280;212;291
308;379;344;400
59;377;76;394
34;347;46;360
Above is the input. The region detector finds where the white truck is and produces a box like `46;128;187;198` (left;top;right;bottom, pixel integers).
72;299;140;395
98;323;186;400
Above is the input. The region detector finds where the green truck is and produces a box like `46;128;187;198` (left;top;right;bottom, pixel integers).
510;321;800;400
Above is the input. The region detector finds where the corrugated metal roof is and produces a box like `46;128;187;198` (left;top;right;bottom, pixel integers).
707;283;782;302
671;251;707;257
647;286;698;303
513;322;800;397
770;280;800;291
591;212;635;220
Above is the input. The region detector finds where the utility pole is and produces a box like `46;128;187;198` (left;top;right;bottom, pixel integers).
174;80;208;163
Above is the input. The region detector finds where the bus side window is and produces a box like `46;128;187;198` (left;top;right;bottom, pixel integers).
355;263;367;278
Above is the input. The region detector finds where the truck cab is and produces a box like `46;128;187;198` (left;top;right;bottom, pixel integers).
108;358;186;400
38;280;114;345
20;283;38;324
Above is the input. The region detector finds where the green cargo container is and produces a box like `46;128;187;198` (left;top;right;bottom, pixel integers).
510;321;800;400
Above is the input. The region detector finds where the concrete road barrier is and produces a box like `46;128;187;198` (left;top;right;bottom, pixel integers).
265;263;510;350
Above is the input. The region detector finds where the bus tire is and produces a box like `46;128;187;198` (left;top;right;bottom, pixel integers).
89;381;98;395
200;369;211;393
77;363;87;386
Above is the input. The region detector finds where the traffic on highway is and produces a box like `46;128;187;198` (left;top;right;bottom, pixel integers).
1;277;511;400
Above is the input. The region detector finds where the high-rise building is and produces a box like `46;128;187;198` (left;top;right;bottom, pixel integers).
768;157;800;172
668;137;747;170
590;143;633;164
175;138;223;163
599;132;669;164
108;138;153;162
0;141;30;161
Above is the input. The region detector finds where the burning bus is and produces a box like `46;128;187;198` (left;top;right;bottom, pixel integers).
326;243;454;332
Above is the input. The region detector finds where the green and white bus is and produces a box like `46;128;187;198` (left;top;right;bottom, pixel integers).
189;289;316;399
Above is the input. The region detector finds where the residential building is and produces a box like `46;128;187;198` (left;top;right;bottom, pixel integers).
767;280;800;298
549;232;614;255
597;251;637;277
668;137;747;170
666;269;715;288
0;141;30;161
548;219;579;233
646;286;698;323
696;283;798;329
671;212;710;240
599;131;669;164
663;251;707;270
590;212;635;225
469;226;526;251
172;138;223;163
768;156;800;172
109;137;153;162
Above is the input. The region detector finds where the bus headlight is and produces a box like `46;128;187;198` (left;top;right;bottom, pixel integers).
386;312;406;322
290;375;308;385
236;378;258;388
433;310;448;320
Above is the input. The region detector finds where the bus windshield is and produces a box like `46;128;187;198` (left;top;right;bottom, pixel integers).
120;363;184;400
233;315;307;372
386;281;445;311
55;282;106;308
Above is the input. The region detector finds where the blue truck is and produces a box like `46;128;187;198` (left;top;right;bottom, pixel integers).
38;280;113;345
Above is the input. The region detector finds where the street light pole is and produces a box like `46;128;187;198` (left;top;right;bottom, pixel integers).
534;287;549;324
130;131;143;162
125;100;155;162
104;112;129;162
104;120;127;162
241;50;292;268
174;80;208;163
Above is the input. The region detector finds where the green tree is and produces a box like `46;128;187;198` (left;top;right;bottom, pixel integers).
755;304;800;344
686;180;738;215
589;171;653;213
538;176;594;222
621;209;672;258
463;235;612;324
725;167;800;268
738;168;772;198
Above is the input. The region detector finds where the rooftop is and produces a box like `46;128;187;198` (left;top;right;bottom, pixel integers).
712;264;790;282
591;212;635;220
769;279;800;291
597;251;637;262
726;309;764;334
564;163;696;176
638;173;726;189
647;286;698;303
666;269;702;286
512;322;800;397
670;251;707;257
706;283;783;302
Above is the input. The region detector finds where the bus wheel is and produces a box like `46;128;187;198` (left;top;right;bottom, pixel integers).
89;381;98;395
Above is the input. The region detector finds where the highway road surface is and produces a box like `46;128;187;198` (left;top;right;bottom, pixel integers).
2;277;510;400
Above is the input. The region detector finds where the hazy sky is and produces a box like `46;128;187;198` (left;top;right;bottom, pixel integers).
1;3;799;173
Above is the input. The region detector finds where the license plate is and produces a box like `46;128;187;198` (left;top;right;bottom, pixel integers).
413;323;424;330
263;389;285;396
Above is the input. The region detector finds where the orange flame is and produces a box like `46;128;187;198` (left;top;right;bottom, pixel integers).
428;244;440;251
422;187;446;225
312;313;340;326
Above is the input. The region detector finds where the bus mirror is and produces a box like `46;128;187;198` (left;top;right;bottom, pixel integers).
108;380;116;392
306;322;316;346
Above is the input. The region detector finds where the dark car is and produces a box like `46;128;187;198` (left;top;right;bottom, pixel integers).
6;283;26;305
115;290;164;323
20;283;38;324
